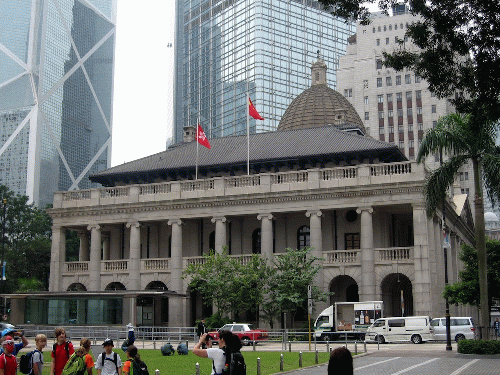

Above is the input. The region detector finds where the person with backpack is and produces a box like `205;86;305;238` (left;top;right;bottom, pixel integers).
51;327;75;375
79;339;94;375
193;330;246;375
95;339;121;375
0;336;18;375
122;345;147;375
31;334;47;375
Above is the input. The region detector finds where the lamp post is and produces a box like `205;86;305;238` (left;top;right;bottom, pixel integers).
0;198;6;316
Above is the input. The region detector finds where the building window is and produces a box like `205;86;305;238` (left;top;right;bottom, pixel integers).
417;107;423;115
363;80;369;88
364;96;369;105
209;231;215;251
396;92;402;102
384;25;387;31
409;140;414;148
297;226;310;249
344;89;352;97
397;109;403;117
408;123;413;132
365;112;369;120
345;233;360;250
415;75;421;83
387;93;393;102
464;172;469;180
395;36;399;43
373;27;376;33
378;26;381;32
377;94;384;103
407;108;413;116
386;37;389;45
376;38;380;46
379;127;384;135
252;228;261;254
416;90;422;99
433;120;438;128
389;125;394;133
386;76;392;86
432;104;437;113
376;59;383;69
417;122;423;130
405;74;411;84
398;124;404;132
388;109;393;117
378;111;384;118
396;75;401;85
377;78;382;87
406;91;412;101
399;140;405;148
389;24;392;31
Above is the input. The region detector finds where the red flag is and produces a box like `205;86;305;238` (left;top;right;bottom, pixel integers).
249;97;264;120
197;124;211;149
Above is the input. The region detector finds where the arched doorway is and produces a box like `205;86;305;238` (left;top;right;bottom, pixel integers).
381;273;413;317
105;282;126;291
67;283;86;291
329;275;359;305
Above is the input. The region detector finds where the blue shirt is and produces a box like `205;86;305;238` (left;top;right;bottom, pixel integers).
0;342;24;356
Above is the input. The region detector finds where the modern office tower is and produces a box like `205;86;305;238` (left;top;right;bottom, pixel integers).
172;0;355;143
0;0;117;207
337;6;475;198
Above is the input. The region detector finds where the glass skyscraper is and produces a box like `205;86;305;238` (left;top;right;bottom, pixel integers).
173;0;355;143
0;0;116;207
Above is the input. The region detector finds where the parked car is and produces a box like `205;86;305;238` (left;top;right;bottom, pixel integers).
365;316;434;344
208;323;268;346
431;317;475;342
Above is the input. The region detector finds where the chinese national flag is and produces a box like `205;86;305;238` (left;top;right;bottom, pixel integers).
248;97;264;120
197;124;211;149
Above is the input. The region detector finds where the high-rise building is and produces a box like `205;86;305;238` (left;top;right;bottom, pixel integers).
0;0;117;207
173;0;355;143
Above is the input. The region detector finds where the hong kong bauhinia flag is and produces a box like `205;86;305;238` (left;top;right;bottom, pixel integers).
248;98;264;120
197;124;211;149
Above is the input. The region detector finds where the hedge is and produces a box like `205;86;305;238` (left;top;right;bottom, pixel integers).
458;339;500;354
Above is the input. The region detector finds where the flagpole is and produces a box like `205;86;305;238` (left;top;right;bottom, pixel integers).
196;119;199;180
247;91;250;175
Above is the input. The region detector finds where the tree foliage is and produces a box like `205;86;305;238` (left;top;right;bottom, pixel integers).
0;185;52;293
318;0;500;125
444;239;500;307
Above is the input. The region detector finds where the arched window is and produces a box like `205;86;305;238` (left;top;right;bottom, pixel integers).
252;228;261;254
105;282;126;291
146;281;167;290
67;283;86;292
297;226;310;249
209;231;215;251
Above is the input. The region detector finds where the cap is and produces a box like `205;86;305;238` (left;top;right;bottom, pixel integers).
126;323;133;328
2;336;14;345
1;328;14;337
102;338;113;346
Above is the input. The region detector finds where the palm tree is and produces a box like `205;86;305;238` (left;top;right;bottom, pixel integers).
417;112;500;337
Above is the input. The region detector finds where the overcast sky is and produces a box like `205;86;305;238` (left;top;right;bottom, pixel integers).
112;1;176;167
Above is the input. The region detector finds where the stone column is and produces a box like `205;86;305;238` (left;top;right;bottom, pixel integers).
77;231;89;261
168;219;183;293
102;234;110;260
88;224;101;291
306;210;326;311
127;222;141;291
257;214;274;258
49;226;65;292
412;204;432;315
357;207;375;300
211;216;227;254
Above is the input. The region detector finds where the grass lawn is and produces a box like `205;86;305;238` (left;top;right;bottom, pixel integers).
38;349;330;375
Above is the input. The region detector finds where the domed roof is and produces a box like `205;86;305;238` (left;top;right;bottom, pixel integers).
485;212;499;222
278;57;365;133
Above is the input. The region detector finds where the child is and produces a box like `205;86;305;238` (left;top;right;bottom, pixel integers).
122;345;146;375
95;339;122;375
51;327;74;375
32;334;47;375
80;338;95;375
0;336;18;375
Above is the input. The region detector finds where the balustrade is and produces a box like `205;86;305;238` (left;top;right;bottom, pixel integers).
142;258;169;270
66;262;89;273
102;260;128;271
324;250;360;264
376;247;412;261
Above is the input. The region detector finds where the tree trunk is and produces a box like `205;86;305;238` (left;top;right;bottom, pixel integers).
473;158;489;338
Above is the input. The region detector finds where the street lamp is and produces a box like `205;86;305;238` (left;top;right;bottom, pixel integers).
0;198;6;316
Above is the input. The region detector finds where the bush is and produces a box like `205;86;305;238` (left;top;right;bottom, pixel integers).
204;313;232;331
458;339;500;354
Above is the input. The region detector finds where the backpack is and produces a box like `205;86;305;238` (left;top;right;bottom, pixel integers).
101;352;119;373
160;344;174;356
61;353;86;375
130;359;149;375
19;350;40;375
176;343;188;355
223;351;246;375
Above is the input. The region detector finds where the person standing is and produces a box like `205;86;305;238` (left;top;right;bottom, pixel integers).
32;334;47;375
80;338;95;375
95;339;122;375
122;345;147;375
193;331;245;375
197;319;207;338
0;336;18;375
0;329;28;355
327;347;353;375
51;327;75;375
493;318;500;337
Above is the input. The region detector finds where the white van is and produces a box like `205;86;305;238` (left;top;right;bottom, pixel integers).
431;317;475;341
365;316;433;344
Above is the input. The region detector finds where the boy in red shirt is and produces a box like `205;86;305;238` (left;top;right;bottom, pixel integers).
50;327;75;375
0;336;18;375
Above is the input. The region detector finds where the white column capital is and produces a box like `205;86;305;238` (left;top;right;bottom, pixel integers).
356;207;373;214
305;210;322;218
257;213;274;221
412;202;427;210
211;216;227;224
87;224;101;231
167;219;183;226
126;222;140;229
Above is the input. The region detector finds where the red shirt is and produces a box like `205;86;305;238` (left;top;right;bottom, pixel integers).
51;342;75;375
0;353;17;375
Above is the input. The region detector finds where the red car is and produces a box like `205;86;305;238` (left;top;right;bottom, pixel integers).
209;323;268;346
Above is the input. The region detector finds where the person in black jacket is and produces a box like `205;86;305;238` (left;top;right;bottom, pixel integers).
197;319;207;338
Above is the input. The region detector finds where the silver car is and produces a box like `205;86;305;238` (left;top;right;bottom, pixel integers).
431;317;475;342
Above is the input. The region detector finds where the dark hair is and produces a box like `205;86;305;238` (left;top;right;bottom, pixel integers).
218;330;242;352
328;347;353;375
126;345;140;361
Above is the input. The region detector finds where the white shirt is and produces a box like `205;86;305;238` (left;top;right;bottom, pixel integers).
95;351;122;375
32;350;43;375
207;348;226;375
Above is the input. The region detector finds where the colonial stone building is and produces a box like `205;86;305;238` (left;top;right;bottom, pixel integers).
10;59;475;328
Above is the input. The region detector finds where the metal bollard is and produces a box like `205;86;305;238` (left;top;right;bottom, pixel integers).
186;340;189;350
377;337;380;351
354;342;357;355
280;354;284;372
253;340;256;351
326;340;329;353
195;363;200;375
315;350;318;364
257;357;261;375
153;340;156;350
364;342;367;353
155;370;159;375
299;351;303;368
288;341;291;352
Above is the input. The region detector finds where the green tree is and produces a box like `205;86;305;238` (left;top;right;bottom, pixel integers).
318;0;500;125
444;239;500;308
264;248;328;328
416;113;500;331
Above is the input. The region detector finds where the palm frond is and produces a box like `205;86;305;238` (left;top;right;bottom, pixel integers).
424;155;469;216
482;151;500;207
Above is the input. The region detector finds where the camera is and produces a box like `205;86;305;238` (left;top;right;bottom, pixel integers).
205;334;213;343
